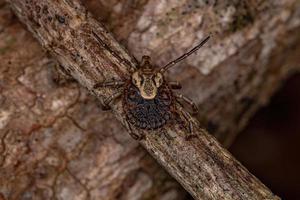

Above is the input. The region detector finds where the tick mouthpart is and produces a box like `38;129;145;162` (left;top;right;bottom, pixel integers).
140;55;153;71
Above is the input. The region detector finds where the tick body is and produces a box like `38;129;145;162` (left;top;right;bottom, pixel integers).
94;35;210;139
123;81;173;130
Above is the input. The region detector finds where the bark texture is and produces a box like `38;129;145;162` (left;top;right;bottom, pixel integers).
0;3;187;200
0;0;299;199
2;0;281;199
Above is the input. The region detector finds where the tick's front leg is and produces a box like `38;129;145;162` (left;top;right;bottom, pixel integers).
93;80;125;89
168;81;182;89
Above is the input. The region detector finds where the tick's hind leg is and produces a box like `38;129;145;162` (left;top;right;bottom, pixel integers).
176;106;199;139
174;94;198;114
124;119;144;140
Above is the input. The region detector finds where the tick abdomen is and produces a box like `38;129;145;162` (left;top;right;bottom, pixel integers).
123;83;173;130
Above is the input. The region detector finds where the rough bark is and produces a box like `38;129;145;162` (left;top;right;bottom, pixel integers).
0;3;187;200
2;0;286;199
1;0;299;199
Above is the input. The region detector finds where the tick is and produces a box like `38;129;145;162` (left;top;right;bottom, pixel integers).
94;35;210;140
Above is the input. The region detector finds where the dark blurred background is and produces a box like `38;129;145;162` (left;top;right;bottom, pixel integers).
230;73;300;200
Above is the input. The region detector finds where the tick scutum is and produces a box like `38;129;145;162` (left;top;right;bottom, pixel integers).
123;82;173;130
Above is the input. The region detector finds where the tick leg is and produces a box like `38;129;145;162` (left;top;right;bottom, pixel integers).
169;81;182;89
52;63;75;85
177;106;198;139
124;119;143;140
93;80;125;89
94;81;124;109
102;91;123;110
174;94;198;114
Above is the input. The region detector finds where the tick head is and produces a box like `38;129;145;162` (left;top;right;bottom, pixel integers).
131;56;163;99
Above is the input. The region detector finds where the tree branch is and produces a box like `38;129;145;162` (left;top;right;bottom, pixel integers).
6;0;280;199
0;4;186;199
